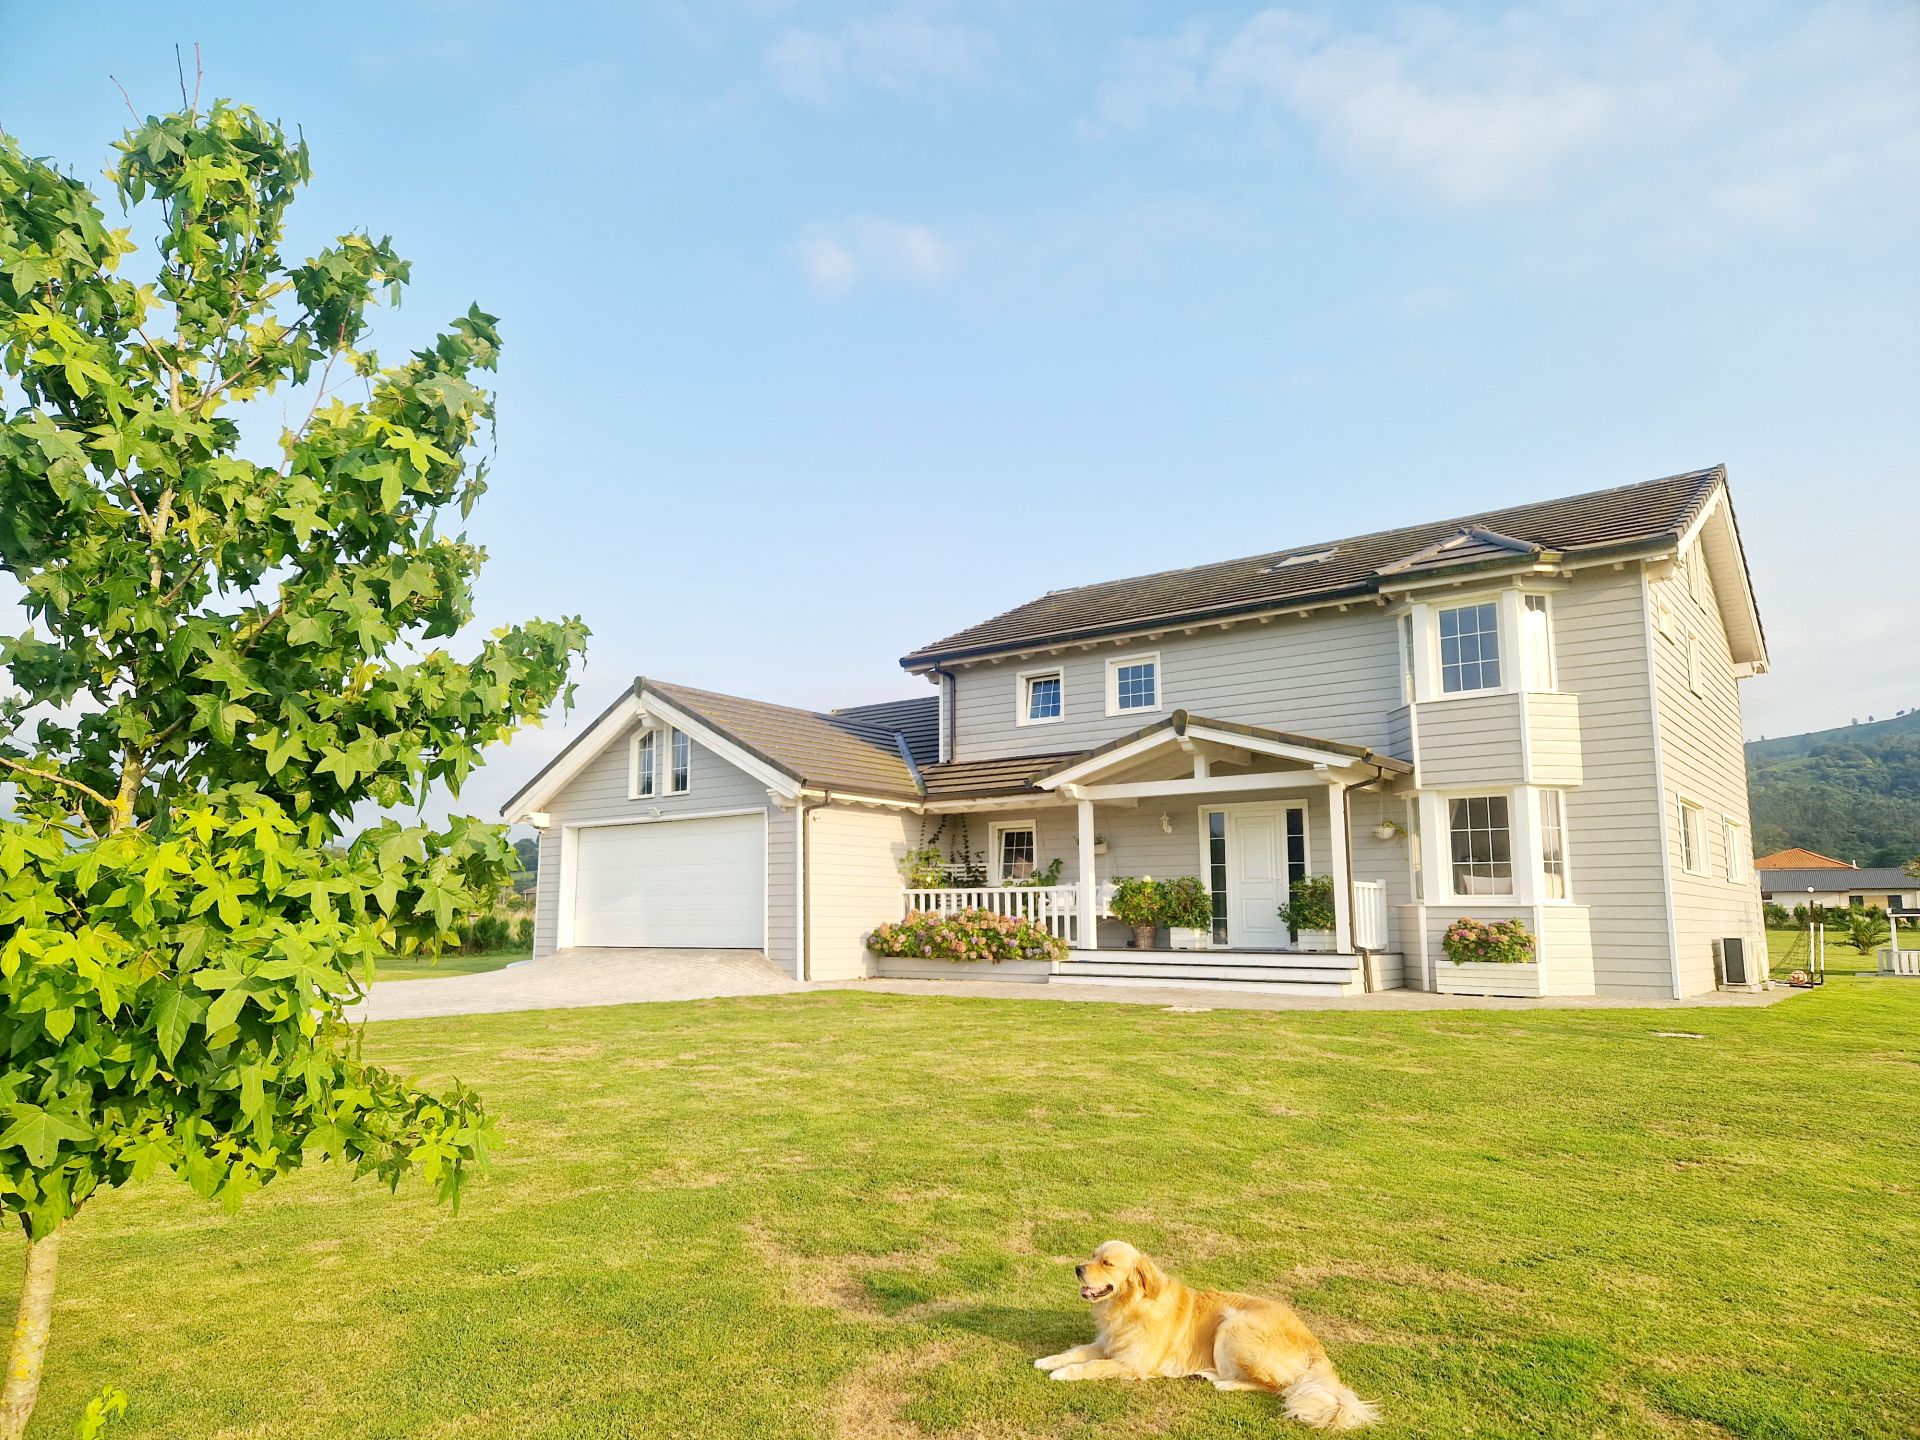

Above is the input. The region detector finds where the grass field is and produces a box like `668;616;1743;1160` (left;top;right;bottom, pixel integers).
372;948;530;983
9;981;1918;1438
1765;925;1907;977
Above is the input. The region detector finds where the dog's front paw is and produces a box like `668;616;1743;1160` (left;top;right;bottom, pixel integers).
1034;1353;1068;1371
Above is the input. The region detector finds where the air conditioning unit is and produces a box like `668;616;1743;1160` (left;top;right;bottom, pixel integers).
1714;937;1749;987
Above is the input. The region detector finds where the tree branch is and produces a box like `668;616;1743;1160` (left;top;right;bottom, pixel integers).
0;756;117;813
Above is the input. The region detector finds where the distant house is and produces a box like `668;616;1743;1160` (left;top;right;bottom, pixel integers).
1755;846;1855;871
1759;866;1919;914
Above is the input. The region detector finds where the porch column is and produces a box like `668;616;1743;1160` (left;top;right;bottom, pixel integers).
1327;781;1353;953
1076;795;1097;951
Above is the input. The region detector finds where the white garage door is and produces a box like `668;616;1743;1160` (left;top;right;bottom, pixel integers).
570;814;765;949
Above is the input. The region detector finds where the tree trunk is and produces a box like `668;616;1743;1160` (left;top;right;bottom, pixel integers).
0;1230;60;1440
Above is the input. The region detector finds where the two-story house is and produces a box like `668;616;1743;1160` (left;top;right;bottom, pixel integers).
503;466;1769;999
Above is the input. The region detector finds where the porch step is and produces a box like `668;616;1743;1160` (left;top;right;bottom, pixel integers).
1052;969;1365;996
1056;956;1362;990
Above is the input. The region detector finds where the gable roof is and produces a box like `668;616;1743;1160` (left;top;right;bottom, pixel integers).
902;467;1738;667
1758;867;1917;893
642;679;925;801
1754;846;1856;871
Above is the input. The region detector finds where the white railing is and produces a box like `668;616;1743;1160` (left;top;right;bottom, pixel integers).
904;886;1079;943
1353;880;1389;952
1879;947;1920;977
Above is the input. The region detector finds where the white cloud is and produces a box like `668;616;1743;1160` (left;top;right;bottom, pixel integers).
1086;4;1920;233
768;6;993;104
793;216;954;293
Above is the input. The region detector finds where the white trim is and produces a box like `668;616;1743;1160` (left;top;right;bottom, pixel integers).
1198;800;1313;950
937;672;952;764
794;802;808;980
1676;793;1708;876
1105;650;1162;718
1639;569;1684;999
566;806;765;830
1438;790;1520;902
1015;666;1066;727
1078;771;1338;801
1040;723;1379;792
504;692;642;821
1722;815;1748;884
1432;596;1506;698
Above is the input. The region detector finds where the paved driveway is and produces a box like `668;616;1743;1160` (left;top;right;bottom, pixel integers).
359;948;802;1021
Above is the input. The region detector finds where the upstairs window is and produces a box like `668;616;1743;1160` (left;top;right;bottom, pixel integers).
1438;602;1501;693
1107;653;1159;715
1723;818;1746;883
1448;795;1513;896
1020;669;1063;725
632;729;657;798
1685;631;1703;696
669;728;691;793
1522;594;1556;690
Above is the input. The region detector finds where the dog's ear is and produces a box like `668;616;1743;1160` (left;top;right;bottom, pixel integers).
1131;1253;1167;1301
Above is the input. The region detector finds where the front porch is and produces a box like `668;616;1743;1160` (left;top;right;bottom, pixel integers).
895;712;1413;994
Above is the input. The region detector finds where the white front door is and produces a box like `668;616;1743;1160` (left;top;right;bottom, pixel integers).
1226;809;1290;948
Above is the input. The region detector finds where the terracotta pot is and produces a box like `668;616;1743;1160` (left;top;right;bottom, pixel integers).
1131;922;1157;950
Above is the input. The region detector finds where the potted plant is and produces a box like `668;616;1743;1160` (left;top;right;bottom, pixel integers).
1278;874;1336;950
1109;876;1162;950
1162;876;1214;950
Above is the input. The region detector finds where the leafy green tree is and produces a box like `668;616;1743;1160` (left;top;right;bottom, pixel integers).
1842;911;1889;956
0;98;586;1436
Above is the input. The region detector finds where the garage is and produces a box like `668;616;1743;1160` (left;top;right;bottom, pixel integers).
568;813;766;949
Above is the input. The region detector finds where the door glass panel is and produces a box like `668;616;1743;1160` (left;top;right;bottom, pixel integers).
1208;812;1228;945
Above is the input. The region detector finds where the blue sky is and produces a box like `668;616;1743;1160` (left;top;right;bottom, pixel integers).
7;1;1918;829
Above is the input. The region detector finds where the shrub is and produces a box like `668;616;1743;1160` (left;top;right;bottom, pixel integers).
1160;876;1213;930
866;909;1068;963
898;846;948;888
470;914;512;953
1843;911;1889;955
1763;902;1791;927
1278;874;1336;933
514;917;535;949
1442;916;1536;965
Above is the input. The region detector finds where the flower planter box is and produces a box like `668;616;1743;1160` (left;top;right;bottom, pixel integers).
867;952;1057;983
1168;927;1210;951
1292;928;1335;953
1435;960;1544;997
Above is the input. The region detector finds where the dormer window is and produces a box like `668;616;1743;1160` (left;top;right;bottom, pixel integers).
1437;602;1501;693
1106;652;1160;716
669;728;691;793
1018;669;1063;726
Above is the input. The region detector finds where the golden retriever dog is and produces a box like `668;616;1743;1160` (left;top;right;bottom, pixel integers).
1034;1240;1378;1430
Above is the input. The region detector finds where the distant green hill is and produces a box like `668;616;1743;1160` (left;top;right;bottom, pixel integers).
1746;710;1920;866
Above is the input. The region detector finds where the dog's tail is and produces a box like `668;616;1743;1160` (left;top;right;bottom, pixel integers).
1282;1359;1380;1431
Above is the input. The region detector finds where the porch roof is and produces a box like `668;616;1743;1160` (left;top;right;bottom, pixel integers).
918;752;1080;800
1038;710;1412;790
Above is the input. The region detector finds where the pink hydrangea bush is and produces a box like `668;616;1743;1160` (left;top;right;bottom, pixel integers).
867;908;1068;964
1441;916;1536;965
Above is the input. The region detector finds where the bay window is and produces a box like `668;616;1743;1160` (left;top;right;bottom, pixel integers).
1448;794;1513;896
1539;790;1567;899
1438;602;1501;693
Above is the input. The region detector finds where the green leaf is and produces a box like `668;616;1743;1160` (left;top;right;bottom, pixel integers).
0;1107;94;1167
150;981;207;1063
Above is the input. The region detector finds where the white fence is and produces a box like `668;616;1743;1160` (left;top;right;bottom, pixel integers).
1879;947;1920;977
1353;880;1389;952
903;886;1079;943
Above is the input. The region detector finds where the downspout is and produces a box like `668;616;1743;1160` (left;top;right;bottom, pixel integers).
797;792;825;982
1343;770;1389;993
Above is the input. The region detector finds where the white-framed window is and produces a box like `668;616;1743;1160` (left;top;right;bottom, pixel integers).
1522;594;1556;691
1539;789;1568;899
1106;651;1160;716
1723;817;1747;883
1685;631;1703;696
1677;796;1706;875
1017;668;1064;726
630;728;657;799
1447;794;1513;896
1437;602;1501;694
990;821;1038;883
669;728;691;793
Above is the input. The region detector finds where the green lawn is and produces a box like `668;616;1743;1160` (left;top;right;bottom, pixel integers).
10;982;1918;1438
372;948;529;983
1765;925;1899;977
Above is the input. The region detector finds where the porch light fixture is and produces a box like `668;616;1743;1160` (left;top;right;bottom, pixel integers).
1159;813;1173;834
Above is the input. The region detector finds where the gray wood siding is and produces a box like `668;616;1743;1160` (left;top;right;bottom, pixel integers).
1415;692;1525;788
805;807;916;980
529;721;794;962
1648;556;1765;994
950;607;1404;762
1526;691;1584;787
1554;566;1673;996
